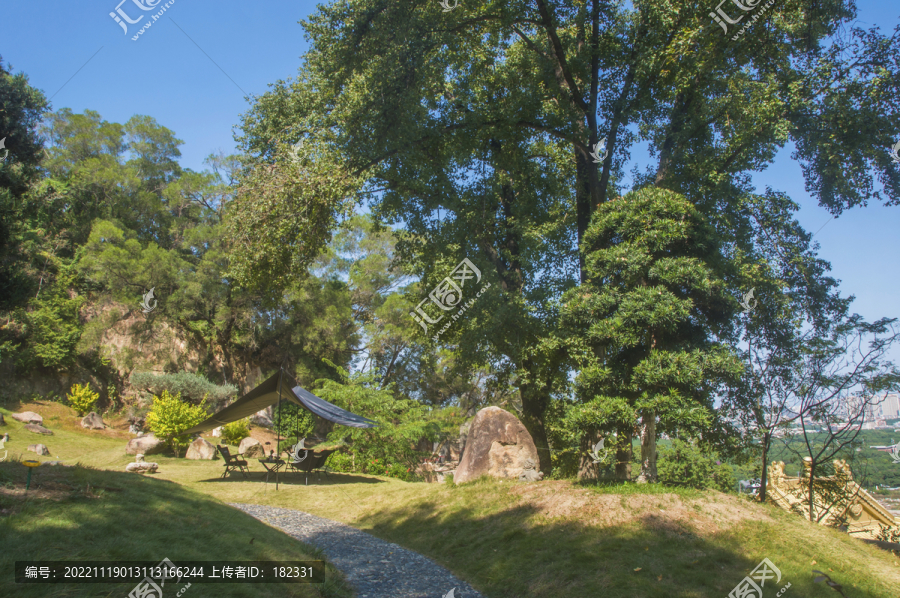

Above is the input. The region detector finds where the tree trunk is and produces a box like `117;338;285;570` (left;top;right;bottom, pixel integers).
636;410;657;483
808;461;816;523
577;428;602;481
758;432;770;502
615;427;633;481
520;388;552;476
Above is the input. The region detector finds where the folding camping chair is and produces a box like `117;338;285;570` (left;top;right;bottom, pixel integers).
217;445;250;479
286;439;337;485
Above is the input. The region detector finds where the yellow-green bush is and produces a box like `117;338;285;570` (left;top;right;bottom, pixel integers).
221;418;250;446
145;390;208;456
66;383;99;416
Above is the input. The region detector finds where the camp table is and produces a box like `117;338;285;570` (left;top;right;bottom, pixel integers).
258;457;286;489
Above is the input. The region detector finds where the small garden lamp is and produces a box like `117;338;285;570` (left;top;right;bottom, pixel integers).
22;459;41;490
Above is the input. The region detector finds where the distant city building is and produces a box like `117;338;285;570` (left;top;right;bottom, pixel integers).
842;393;900;422
880;394;900;419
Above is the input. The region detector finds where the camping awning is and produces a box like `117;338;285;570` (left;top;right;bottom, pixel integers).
183;371;377;434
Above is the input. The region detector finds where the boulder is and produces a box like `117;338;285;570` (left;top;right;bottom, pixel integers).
126;461;158;473
211;426;223;437
518;458;544;482
454;406;541;484
239;436;264;458
251;406;274;428
126;434;164;455
81;412;105;430
458;420;472;458
27;444;50;456
185;437;216;460
12;411;43;424
24;424;53;435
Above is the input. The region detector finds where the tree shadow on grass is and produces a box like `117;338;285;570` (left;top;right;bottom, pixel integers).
196;470;386;486
0;459;353;598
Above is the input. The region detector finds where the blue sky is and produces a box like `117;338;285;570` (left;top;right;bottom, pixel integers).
2;0;899;336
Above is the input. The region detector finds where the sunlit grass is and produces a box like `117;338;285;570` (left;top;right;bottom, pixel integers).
0;406;352;598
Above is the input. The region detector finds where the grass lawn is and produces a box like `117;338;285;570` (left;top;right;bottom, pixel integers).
0;403;352;598
3;400;900;597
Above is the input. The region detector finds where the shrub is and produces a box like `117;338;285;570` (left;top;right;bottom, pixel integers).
220;418;250;446
327;451;353;472
273;402;315;438
312;362;459;482
130;372;237;407
67;383;99;416
658;439;735;493
23;276;85;371
145;390;209;456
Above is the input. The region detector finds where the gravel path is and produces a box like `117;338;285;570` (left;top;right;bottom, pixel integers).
230;503;484;598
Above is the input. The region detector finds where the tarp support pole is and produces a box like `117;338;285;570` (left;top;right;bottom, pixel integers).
276;367;284;491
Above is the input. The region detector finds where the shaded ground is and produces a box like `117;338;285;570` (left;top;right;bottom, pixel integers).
0;458;353;598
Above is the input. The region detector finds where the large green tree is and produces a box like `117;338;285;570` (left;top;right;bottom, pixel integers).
235;0;900;474
0;56;49;313
561;187;743;481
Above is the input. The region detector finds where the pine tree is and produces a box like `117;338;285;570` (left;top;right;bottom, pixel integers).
561;187;743;482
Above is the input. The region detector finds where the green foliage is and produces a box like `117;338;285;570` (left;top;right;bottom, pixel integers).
0;57;50;311
273;402;315;441
20;271;85;371
220;418;250;446
312;360;448;480
224;141;359;298
325;451;353;473
66;383;99;416
658;439;736;493
560;188;744;476
145;390;209;456
130;372;236;407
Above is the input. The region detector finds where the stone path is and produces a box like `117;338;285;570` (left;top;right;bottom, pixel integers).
230;503;484;598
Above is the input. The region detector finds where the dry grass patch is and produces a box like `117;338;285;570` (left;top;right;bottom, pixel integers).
505;479;773;534
11;399;132;440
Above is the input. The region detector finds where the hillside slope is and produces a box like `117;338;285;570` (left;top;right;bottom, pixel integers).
3;401;899;597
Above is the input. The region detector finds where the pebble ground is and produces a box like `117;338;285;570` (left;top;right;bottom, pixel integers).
230;503;484;598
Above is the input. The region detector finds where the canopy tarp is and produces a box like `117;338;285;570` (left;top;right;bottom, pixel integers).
183;371;377;435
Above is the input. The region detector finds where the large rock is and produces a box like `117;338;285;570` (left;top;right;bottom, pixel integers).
12;411;43;424
211;426;223;437
126;461;158;473
238;436;264;458
185;437;216;460
27;444;50;456
518;458;544;482
81;412;105;430
24;424;53;435
454;407;541;484
251;406;274;428
126;434;164;455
